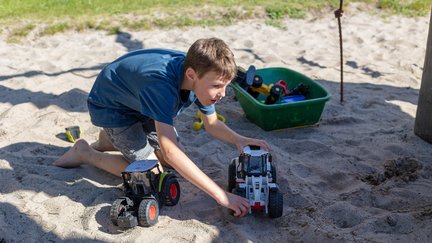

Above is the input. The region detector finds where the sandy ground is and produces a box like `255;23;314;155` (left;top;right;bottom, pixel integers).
1;4;431;242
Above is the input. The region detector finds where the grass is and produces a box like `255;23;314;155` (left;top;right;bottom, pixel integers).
376;0;431;16
0;0;430;42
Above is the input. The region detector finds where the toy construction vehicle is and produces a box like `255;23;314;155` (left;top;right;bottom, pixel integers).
232;65;310;105
228;145;283;218
110;160;180;228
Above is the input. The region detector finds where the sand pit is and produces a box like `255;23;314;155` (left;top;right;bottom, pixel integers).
1;5;431;242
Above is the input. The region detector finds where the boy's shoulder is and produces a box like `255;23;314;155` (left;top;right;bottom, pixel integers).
104;48;185;82
123;48;185;59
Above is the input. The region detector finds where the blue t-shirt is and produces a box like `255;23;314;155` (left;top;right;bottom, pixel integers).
87;48;215;128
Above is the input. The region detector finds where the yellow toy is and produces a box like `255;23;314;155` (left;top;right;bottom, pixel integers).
247;75;274;97
65;126;81;143
193;111;226;131
249;83;271;95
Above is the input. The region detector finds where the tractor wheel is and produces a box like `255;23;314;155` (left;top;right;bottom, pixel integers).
252;74;263;87
110;198;127;226
268;190;283;218
228;161;237;192
161;174;181;206
138;198;159;227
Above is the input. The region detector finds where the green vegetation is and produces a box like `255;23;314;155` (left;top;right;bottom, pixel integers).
377;0;431;16
0;0;430;42
40;22;70;36
7;23;35;42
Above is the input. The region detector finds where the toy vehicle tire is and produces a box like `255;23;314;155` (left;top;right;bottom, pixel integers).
268;190;283;218
228;160;236;193
161;174;181;206
138;198;159;227
252;75;263;87
110;198;128;226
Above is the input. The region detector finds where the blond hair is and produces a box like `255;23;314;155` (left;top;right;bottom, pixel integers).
184;38;237;82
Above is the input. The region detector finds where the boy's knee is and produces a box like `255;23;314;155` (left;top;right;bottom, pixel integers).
123;145;155;162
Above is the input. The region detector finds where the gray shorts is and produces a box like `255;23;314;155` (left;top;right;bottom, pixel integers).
103;120;178;162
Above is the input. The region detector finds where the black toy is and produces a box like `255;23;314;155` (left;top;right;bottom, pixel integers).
110;160;180;227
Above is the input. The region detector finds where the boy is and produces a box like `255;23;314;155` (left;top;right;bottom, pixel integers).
54;38;270;217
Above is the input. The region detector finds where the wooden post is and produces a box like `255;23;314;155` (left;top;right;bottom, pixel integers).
414;10;432;143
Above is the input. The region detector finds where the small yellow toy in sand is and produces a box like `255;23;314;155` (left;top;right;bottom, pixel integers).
193;111;226;131
65;126;81;143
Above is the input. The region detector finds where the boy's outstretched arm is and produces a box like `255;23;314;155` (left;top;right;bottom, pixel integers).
201;113;270;152
155;121;250;217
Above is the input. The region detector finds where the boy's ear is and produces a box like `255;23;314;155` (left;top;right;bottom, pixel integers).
185;67;198;81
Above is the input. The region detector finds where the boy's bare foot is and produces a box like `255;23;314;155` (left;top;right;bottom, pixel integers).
53;139;91;168
91;130;117;152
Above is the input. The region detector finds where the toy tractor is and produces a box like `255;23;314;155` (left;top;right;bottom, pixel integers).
228;146;283;218
110;159;180;228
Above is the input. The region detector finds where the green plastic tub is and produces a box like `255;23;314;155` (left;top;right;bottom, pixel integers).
231;67;331;131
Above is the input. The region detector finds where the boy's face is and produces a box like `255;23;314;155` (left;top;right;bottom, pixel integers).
194;71;230;107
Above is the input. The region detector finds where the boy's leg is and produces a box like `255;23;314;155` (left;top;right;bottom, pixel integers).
54;122;160;177
104;122;165;173
54;121;172;176
91;129;117;152
53;139;129;177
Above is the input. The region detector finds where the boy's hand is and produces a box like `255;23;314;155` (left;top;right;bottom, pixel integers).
216;191;251;217
236;137;270;153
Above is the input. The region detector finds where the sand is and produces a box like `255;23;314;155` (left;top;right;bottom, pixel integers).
1;4;431;242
